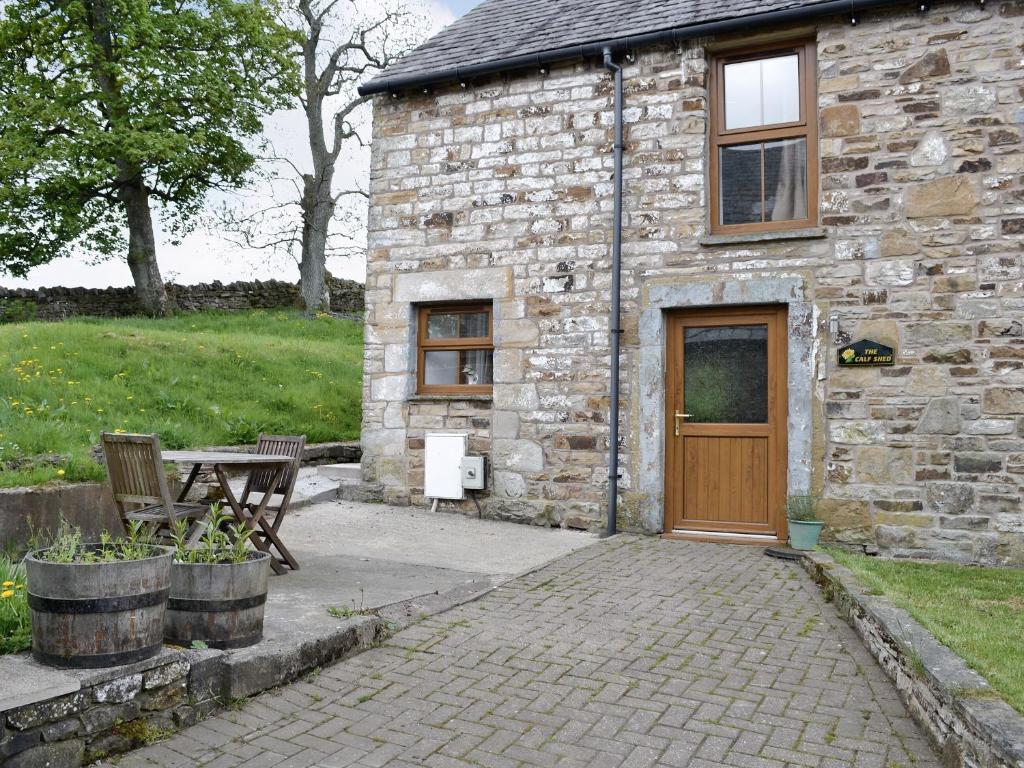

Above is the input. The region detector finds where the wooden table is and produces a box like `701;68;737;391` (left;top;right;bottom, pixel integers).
162;450;296;574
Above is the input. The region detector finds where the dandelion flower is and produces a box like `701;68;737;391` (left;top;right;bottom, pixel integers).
0;590;13;599
1;581;13;587
57;469;66;476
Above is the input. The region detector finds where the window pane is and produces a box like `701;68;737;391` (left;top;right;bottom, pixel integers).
723;59;762;130
761;55;800;126
719;143;763;225
459;312;489;338
724;53;799;130
424;350;459;385
426;313;458;339
764;138;807;222
683;325;768;424
460;349;493;385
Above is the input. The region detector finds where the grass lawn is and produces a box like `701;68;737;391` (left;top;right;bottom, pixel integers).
828;548;1024;714
0;310;363;488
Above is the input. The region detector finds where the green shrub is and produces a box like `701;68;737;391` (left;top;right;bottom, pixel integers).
785;493;820;522
33;520;162;563
170;505;254;565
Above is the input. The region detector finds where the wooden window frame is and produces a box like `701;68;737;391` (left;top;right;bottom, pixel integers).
416;303;494;396
708;40;819;235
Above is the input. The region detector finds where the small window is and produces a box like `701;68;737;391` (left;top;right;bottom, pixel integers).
710;42;818;234
417;304;493;395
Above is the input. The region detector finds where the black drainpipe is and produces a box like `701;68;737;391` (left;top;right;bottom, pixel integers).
602;47;623;539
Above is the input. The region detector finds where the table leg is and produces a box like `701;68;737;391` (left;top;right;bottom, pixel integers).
177;463;202;503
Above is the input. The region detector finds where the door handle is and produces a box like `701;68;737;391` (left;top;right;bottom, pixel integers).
673;411;693;436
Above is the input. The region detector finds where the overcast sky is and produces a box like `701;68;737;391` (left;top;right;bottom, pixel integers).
5;0;482;291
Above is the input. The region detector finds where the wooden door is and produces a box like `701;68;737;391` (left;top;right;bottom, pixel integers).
665;306;788;540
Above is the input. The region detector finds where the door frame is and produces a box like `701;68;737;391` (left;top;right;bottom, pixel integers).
663;304;789;540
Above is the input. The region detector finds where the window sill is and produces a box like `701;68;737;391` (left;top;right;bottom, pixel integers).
408;394;493;403
699;227;827;247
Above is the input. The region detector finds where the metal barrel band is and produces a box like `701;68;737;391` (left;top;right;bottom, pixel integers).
32;642;164;669
28;588;170;614
166;592;267;612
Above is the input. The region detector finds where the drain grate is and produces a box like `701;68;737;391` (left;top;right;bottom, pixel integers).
764;545;806;561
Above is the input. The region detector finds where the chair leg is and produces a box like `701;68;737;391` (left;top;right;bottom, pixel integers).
185;518;208;548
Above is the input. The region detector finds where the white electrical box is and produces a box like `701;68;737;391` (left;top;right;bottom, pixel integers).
460;456;486;490
424;432;467;500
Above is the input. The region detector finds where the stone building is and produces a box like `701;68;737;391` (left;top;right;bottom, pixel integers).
357;0;1024;564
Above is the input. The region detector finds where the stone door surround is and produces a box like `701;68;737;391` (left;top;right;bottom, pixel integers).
637;276;815;534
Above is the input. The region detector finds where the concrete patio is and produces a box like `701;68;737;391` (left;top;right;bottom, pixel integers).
258;498;599;640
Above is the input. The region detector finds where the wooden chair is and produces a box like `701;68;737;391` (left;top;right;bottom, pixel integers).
101;432;210;544
235;434;306;571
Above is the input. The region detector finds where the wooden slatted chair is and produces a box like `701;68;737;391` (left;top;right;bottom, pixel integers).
101;432;210;543
235;434;306;571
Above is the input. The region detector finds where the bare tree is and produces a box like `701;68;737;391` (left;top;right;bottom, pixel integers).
218;0;424;314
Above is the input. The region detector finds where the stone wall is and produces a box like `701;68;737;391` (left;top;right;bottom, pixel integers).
0;649;219;766
361;1;1024;563
0;277;365;322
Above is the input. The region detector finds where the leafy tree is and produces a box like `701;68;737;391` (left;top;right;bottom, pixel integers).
0;0;300;315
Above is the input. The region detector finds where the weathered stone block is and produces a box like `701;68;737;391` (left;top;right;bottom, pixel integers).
492;440;544;473
3;739;83;768
926;483;976;515
493;383;538;411
393;268;512;302
491;411;519;439
865;259;915;287
829;421;886;445
905;322;972;346
983;387;1024;414
492;471;527;500
819;104;860;137
6;693;88;731
898;48;950;84
953;453;1003;474
93;674;142;704
905;176;977;218
916;397;961;435
855;446;913;484
910;131;949;167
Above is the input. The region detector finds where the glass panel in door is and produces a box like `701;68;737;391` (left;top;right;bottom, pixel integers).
683;324;769;423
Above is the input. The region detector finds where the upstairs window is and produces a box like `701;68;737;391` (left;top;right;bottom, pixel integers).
417;304;493;395
709;42;818;234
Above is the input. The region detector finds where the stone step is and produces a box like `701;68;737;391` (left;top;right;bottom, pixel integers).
318;463;362;482
227;468;340;510
337;482;385;504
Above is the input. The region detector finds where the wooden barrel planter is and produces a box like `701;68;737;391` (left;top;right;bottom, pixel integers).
165;552;271;649
25;545;173;668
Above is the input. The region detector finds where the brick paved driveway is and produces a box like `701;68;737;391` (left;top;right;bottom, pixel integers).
116;537;938;768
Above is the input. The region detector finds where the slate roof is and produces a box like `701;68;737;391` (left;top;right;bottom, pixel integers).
361;0;869;94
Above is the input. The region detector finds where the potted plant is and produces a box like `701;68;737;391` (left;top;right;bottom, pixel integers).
165;505;271;649
786;493;825;551
25;522;173;668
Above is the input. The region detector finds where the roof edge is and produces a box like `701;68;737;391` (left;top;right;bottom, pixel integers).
359;0;908;96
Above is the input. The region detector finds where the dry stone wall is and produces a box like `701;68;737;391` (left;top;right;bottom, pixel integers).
362;0;1024;563
0;278;365;322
